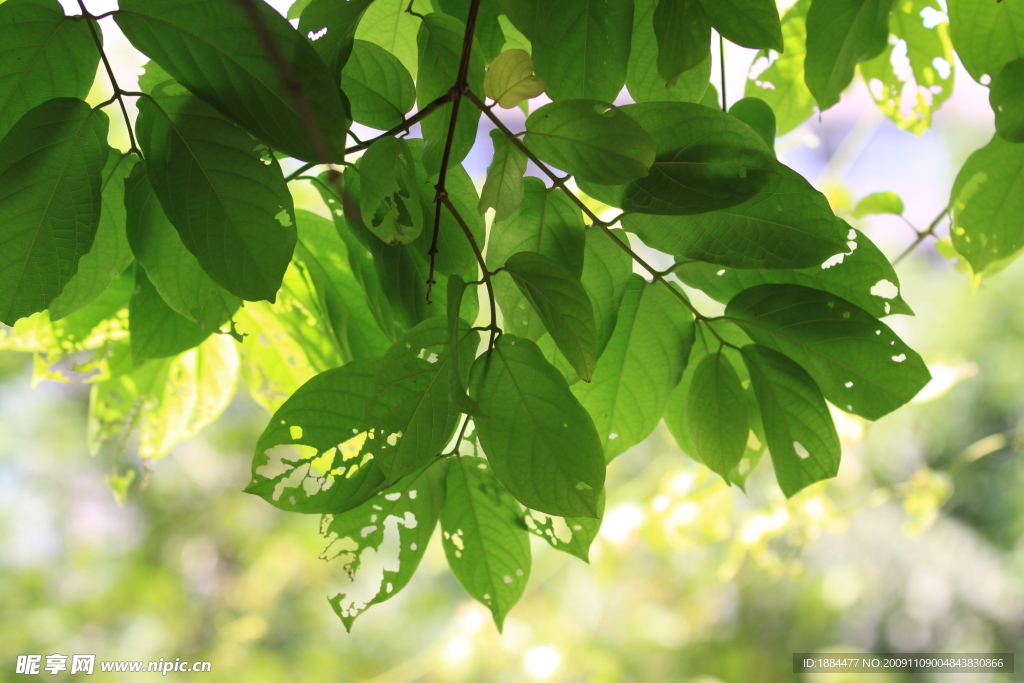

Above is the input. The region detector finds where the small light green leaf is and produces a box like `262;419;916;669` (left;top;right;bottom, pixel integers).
618;101;779;215
573;276;695;460
297;0;374;80
49;152;137;321
674;224;913;319
698;0;783;51
325;460;446;631
533;0;633;101
991;58;1024;143
484;48;545;108
687;351;749;479
417;12;484;176
0;0;100;140
525;492;604;563
355;0;422;75
745;0;816;135
136;85;296;303
504;251;599;382
470;334;606;518
947;0;1024;83
358;136;424;246
447;274;482;416
478;129;528;221
116;0;351;162
623;164;846;269
950;134;1024;274
627;0;712;104
341;39;416;131
524;100;657;186
129;268;213;365
442;455;531;631
653;0;712;85
581;228;633;356
804;0;895;111
0;98;109;325
742;344;841;497
726;284;931;420
852;191;905;217
728;96;777;150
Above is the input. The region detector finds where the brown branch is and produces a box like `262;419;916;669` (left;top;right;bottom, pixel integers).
425;0;484;304
894;206;949;265
440;195;499;349
78;2;140;156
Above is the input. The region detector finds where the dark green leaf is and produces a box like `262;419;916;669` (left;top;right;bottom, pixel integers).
947;0;1024;83
950;135;1024;274
623;164;846;269
447;275;482;416
496;0;550;43
49;151;137;321
991;58;1024;143
136;85;296;303
745;0;816;135
297;0;374;80
0;98;108;325
728;97;777;150
358;136;424;245
417;12;484;175
852;191;905;217
442;455;531;631
573;276;695;460
435;0;506;62
326;460;446;630
686;351;749;479
116;0;350;162
470;334;605;517
742;344;841;497
804;0;895;111
341;39;416;131
726;284;931;420
653;0;712;85
524;100;657;186
581;228;633;355
627;0;712;104
249;358;389;514
504;251;599;382
0;0;99;140
525;493;604;563
532;0;633;101
129;267;213;365
478;129;528;221
698;0;783;51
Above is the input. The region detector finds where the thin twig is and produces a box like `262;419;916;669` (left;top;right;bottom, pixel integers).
78;1;140;156
440;195;499;349
894;206;949;264
720;34;727;110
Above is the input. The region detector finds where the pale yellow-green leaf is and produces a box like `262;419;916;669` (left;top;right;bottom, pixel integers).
236;303;320;414
484;48;546;108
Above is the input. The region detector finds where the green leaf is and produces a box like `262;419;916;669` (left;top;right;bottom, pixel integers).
581;228;633;356
627;0;712;104
852;191;904;217
496;0;550;43
435;0;506;62
341;39;416;131
358;136;424;245
573;276;695;460
486;177;586;341
859;0;955;135
652;0;712;85
947;0;1024;83
235;303;319;414
325;460;446;631
296;0;374;80
417;12;484;176
950;135;1024;274
49;152;137;321
525;493;604;563
741;344;841;497
447;275;482;416
532;0;633;102
0;98;109;325
674;225;913;319
368;318;478;483
0;0;99;141
136;85;296;303
116;0;350;162
745;0;816;135
470;334;605;517
124;163;240;331
484;48;545;109
991;58;1024;143
478;129;528;221
686;351;749;479
728;97;777;150
725;284;931;420
698;0;783;51
442;455;531;631
504;251;599;382
618;101;778;215
355;0;422;76
804;0;895;111
524;100;657;186
249;358;389;515
129;268;213;365
623;164;846;269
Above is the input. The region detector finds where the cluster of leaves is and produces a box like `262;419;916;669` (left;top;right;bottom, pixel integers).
0;0;1012;630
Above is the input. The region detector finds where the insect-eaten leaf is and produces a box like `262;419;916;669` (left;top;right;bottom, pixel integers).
358;136;424;245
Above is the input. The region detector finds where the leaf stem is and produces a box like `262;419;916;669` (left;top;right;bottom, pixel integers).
719;34;727;111
440;195;500;349
78;2;140;156
894;206;949;264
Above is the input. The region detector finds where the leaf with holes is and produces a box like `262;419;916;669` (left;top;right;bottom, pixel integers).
442;455;531;631
745;0;816;136
358;136;424;246
470;334;606;517
341;39;416;131
990;58;1024;143
525;492;604;563
296;0;374;80
686;351;750;479
947;0;1024;84
478;129;528;221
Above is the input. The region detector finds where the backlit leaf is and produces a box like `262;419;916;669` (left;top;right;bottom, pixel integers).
852;191;905;217
478;129;528;221
745;0;816;135
990;58;1024;143
525;493;604;563
358;136;424;245
581;228;633;356
698;0;783;51
728;97;777;150
686;351;749;479
484;48;545;108
653;0;712;85
627;0;712;104
946;0;1024;83
297;0;374;80
341;39;416;131
129;268;213;365
355;0;422;75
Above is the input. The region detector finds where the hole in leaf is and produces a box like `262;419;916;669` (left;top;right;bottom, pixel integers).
793;442;810;459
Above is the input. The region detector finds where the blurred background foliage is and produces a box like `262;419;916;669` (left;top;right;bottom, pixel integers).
2;1;1024;682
